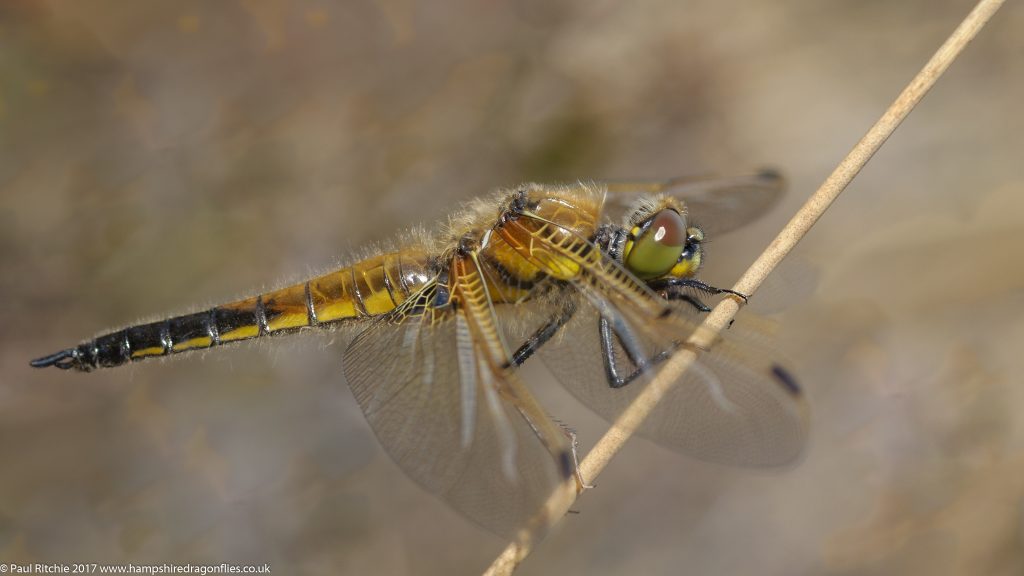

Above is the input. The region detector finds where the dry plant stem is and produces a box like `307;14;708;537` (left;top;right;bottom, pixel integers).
483;0;1005;573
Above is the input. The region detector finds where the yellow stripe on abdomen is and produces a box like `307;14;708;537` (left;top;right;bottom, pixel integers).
59;248;437;371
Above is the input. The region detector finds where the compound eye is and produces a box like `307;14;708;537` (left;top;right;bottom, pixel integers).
624;209;686;279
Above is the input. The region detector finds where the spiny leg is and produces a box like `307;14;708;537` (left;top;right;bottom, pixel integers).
505;279;742;474
510;299;577;368
599;284;725;389
649;277;749;303
550;417;593;491
506;302;593;489
599;316;669;389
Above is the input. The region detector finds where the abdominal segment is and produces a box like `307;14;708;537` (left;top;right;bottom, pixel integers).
37;250;434;371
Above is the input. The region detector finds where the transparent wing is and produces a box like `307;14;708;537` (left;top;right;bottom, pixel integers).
604;169;785;236
530;285;809;467
342;287;570;537
499;205;808;467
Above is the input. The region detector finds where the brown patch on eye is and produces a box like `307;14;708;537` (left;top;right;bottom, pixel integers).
650;210;686;246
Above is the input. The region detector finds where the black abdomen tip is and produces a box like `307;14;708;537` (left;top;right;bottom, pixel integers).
30;348;83;370
770;364;802;396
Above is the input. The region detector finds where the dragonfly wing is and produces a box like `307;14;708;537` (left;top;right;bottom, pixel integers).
604;169;785;236
342;284;572;537
534;289;809;467
500;210;808;467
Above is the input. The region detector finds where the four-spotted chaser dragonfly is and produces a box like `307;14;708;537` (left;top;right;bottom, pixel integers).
31;171;808;537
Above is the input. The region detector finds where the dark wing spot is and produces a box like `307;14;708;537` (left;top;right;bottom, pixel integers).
771;364;802;397
558;450;575;480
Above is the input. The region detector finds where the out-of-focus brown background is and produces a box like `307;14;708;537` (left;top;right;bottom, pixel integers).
2;1;1022;574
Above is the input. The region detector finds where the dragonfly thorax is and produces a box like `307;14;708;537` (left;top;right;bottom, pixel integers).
483;185;604;284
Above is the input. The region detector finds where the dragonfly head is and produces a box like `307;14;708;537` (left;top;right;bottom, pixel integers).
621;197;704;281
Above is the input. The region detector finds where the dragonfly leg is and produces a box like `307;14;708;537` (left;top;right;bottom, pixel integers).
551;418;594;491
510;299;577;368
672;294;712;312
650;277;749;303
599;286;724;389
600;317;663;389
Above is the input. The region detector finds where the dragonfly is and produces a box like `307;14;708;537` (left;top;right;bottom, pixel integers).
30;170;808;538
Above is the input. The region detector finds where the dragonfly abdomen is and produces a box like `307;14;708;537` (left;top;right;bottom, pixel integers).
31;250;434;371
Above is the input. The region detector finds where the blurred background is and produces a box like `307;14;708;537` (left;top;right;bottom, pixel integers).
2;1;1023;574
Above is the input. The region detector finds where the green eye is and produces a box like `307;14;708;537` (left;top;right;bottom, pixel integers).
624;209;686;279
